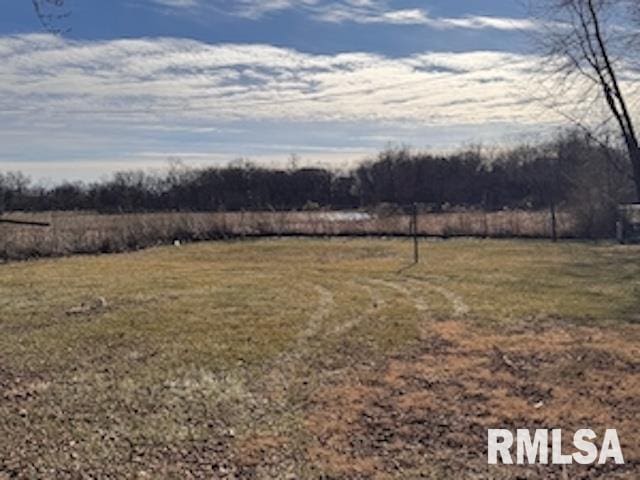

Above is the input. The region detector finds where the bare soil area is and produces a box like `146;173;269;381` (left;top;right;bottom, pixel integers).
300;320;640;479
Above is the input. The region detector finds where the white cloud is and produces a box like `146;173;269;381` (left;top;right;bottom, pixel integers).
434;16;538;31
312;3;538;30
150;0;540;31
3;33;637;179
149;0;200;8
380;9;429;24
0;34;554;127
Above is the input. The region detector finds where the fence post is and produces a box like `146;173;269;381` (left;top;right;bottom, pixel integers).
412;203;419;264
616;220;625;244
549;202;557;242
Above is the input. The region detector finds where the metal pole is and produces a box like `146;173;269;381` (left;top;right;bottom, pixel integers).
549;202;557;243
412;203;419;264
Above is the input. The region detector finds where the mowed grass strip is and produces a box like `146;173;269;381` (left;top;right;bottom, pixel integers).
0;238;639;478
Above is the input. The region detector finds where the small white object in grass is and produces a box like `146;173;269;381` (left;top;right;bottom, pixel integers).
174;240;181;247
66;296;108;315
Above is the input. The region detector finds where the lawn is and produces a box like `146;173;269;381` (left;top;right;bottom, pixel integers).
1;238;639;478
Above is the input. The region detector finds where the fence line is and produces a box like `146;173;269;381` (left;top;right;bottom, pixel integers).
0;209;580;261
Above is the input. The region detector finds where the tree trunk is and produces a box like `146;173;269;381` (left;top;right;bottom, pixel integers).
585;0;640;202
630;145;640;203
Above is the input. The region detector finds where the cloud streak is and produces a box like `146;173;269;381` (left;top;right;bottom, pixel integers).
0;34;550;128
148;0;539;31
4;33;636;179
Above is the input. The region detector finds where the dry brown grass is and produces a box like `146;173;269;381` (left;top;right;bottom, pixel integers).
1;239;638;478
0;209;577;261
305;319;640;479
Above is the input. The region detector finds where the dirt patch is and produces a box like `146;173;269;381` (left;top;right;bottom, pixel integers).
304;321;640;479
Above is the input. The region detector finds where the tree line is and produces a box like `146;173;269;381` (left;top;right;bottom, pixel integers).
0;131;635;225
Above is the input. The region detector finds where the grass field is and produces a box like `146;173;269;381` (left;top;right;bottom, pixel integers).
1;238;639;478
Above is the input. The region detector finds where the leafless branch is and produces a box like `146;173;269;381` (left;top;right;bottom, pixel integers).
32;0;71;34
530;0;640;200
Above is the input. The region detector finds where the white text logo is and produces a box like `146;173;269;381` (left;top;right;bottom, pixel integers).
487;429;624;465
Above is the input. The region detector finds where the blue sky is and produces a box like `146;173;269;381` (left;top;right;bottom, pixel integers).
1;1;563;182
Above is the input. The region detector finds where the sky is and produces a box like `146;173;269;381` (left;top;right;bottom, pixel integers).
0;0;577;182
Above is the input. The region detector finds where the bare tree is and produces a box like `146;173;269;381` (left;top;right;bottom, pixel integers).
534;0;640;201
32;0;71;34
0;173;50;226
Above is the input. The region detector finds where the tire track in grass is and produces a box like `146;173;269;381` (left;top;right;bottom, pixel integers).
403;276;470;318
162;282;336;422
329;277;434;337
430;284;470;317
266;282;336;374
329;281;381;337
366;278;430;314
295;284;335;343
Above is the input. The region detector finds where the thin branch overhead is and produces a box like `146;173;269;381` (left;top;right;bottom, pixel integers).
32;0;71;34
531;0;640;200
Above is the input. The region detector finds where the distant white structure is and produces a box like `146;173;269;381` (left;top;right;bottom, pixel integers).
317;211;372;222
173;240;181;247
617;204;640;243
